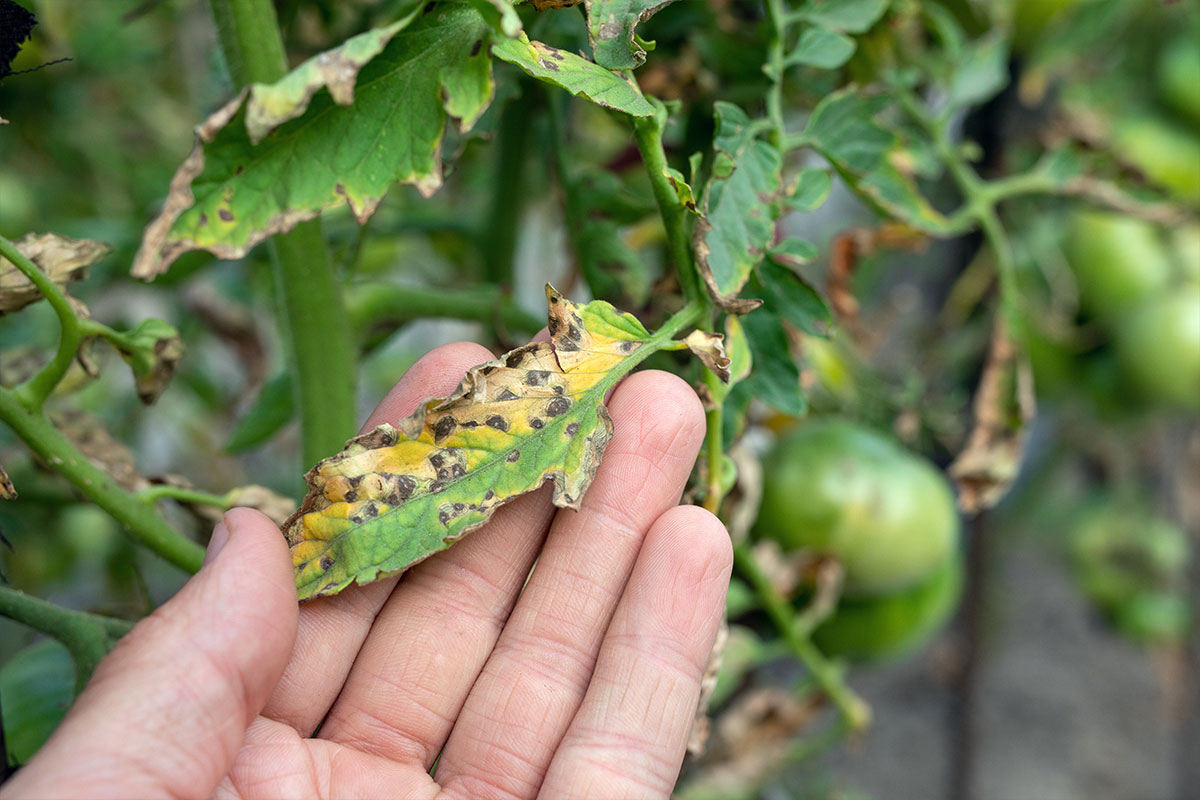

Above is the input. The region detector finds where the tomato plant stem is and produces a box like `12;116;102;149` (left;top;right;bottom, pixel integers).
732;541;872;731
209;0;358;471
483;88;534;287
0;586;133;691
270;222;358;469
0;386;206;573
138;485;234;508
346;281;544;346
632;109;703;305
0;235;84;410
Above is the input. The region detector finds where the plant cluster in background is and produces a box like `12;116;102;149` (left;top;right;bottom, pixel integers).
1;0;1196;795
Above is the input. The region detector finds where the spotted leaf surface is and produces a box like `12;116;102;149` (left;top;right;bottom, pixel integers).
285;286;654;600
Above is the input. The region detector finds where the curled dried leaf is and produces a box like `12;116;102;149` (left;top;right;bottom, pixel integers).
53;412;148;492
0;463;16;500
949;319;1036;513
684;329;731;382
0;233;110;314
285;285;656;600
226;485;297;527
114;319;185;404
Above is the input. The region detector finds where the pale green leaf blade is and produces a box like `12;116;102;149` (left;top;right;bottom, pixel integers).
134;3;493;279
785;26;855;69
786;167;833;211
491;35;654;116
802;0;890;34
696;102;782;311
803;88;950;233
583;0;678;69
244;20;409;144
285;287;656;600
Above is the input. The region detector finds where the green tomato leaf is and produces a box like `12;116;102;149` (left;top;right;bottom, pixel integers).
225;372;296;453
768;237;819;265
786;167;833;211
759;257;831;337
134;3;493;279
785;26;856;69
946;32;1008;112
738;279;806;417
802;88;950;233
286;286;663;600
465;0;522;37
491;34;654;116
801;0;890;34
0;640;74;765
696;102;782;313
583;0;678;69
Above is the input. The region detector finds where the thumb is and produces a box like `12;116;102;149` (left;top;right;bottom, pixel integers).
3;508;299;800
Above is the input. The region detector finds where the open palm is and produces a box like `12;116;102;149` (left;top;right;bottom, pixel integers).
2;341;731;800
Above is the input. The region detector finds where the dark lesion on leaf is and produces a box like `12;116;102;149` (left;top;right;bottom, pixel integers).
525;370;549;386
565;422;580;437
545;396;570;417
429;453;444;468
434;415;457;441
470;39;482;57
530;418;544;430
497;387;519;402
218;208;234;222
485;415;509;432
620;340;638;353
507;450;520;462
484;490;495;500
320;555;334;571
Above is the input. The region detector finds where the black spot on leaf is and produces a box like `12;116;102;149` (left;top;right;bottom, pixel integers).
526;370;549;386
530;418;544;430
507;450;520;462
546;397;570;417
434;416;456;441
486;415;509;432
565;422;580;437
497;388;519;401
320;555;334;570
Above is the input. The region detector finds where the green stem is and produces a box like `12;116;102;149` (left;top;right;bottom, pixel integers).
209;0;357;471
764;0;788;148
0;586;134;691
0;235;83;410
0;387;205;573
701;364;725;515
346;281;544;345
138;485;233;508
483;88;534;286
209;0;288;84
632;112;703;305
733;541;872;730
271;223;358;469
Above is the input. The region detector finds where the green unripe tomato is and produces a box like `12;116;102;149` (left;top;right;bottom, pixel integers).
1113;286;1200;411
754;420;960;597
1070;502;1191;644
1112;116;1200;205
1064;211;1172;318
1158;35;1200;126
812;556;963;663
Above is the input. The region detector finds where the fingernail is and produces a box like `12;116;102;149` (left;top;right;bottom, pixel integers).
204;522;230;567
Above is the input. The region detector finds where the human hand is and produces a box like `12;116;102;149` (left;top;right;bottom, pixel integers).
2;342;732;800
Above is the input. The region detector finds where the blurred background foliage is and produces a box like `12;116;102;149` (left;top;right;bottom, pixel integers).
1;0;1197;797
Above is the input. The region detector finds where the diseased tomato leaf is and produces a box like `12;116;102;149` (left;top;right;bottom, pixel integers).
695;102;782;313
285;286;658;600
0;233;110;315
